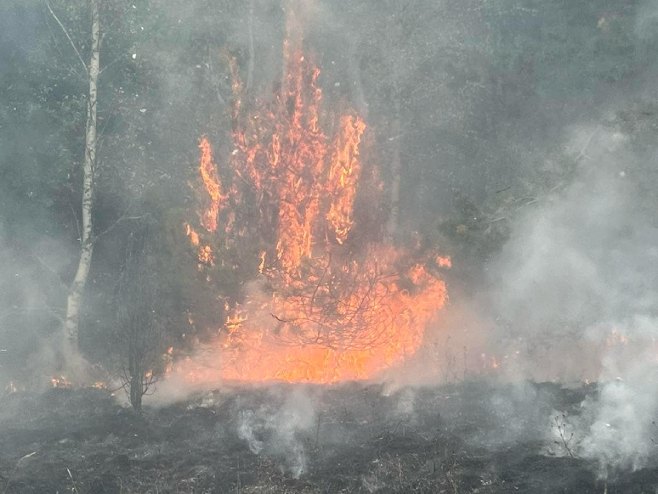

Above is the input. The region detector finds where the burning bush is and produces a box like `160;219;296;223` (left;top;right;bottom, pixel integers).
175;40;449;385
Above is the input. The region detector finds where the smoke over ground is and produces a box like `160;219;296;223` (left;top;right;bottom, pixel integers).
237;388;317;478
480;123;658;473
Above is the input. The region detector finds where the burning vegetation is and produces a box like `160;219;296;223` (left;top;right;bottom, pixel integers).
177;40;449;385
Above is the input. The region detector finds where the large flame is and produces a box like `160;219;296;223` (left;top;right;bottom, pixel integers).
177;43;448;384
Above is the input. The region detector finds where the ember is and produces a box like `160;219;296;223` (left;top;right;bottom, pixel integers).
50;375;73;389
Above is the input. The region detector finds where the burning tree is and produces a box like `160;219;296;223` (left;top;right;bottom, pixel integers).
177;38;449;385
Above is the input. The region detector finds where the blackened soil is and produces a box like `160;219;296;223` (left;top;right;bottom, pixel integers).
0;381;655;493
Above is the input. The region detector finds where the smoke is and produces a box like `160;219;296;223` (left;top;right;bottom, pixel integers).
149;382;319;478
237;388;317;478
470;1;658;473
489;124;654;373
485;120;658;472
0;226;88;388
636;0;658;40
580;329;658;475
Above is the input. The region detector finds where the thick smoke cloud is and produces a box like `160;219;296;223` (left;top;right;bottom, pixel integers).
473;2;658;473
487;123;658;471
580;339;658;473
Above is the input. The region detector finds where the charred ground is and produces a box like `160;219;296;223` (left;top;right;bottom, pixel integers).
1;382;656;493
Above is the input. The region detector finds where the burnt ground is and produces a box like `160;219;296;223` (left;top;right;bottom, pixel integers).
0;381;656;493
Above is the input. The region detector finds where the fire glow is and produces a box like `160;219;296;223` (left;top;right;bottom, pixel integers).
178;42;448;384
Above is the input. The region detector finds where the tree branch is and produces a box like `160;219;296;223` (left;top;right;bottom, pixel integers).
93;212;149;244
98;55;123;76
44;0;88;76
246;0;255;92
29;252;69;291
0;307;65;325
67;195;82;243
575;127;600;162
207;45;228;108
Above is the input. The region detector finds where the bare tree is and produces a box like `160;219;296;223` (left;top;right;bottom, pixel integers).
114;222;166;412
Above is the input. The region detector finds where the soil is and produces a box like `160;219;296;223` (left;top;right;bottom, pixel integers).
0;381;656;493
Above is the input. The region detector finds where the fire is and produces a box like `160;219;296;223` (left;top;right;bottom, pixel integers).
436;255;452;269
217;249;447;382
184;223;200;246
178;41;448;384
198;137;225;233
258;250;266;274
326;115;366;244
50;375;73;389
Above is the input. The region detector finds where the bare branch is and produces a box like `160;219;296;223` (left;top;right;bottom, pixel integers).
93;212;149;244
246;0;255;92
553;414;576;458
99;55;123;76
0;307;65;325
575;127;600;162
28;252;69;291
44;0;88;76
207;45;228;108
68;196;82;244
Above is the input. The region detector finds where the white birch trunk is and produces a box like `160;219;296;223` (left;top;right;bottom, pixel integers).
64;0;100;347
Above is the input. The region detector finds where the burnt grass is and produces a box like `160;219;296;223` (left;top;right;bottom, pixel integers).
0;381;656;493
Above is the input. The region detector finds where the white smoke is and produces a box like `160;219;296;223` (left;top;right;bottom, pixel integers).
237;408;265;454
578;317;658;475
488;121;658;472
636;0;658;40
237;388;317;478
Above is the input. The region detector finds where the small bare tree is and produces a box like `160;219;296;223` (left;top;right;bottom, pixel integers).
114;222;165;412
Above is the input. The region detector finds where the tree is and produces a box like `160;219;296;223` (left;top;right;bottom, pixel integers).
44;0;160;358
114;221;165;412
60;0;100;350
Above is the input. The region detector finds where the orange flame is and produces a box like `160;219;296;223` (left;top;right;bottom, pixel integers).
326;115;366;244
436;255;452;269
216;248;447;383
178;43;448;384
198;137;225;233
50;375;73;389
184;223;200;246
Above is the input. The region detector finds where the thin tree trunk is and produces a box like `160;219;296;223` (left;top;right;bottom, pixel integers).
348;42;368;119
246;0;255;92
386;98;401;240
65;0;100;347
129;348;143;412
